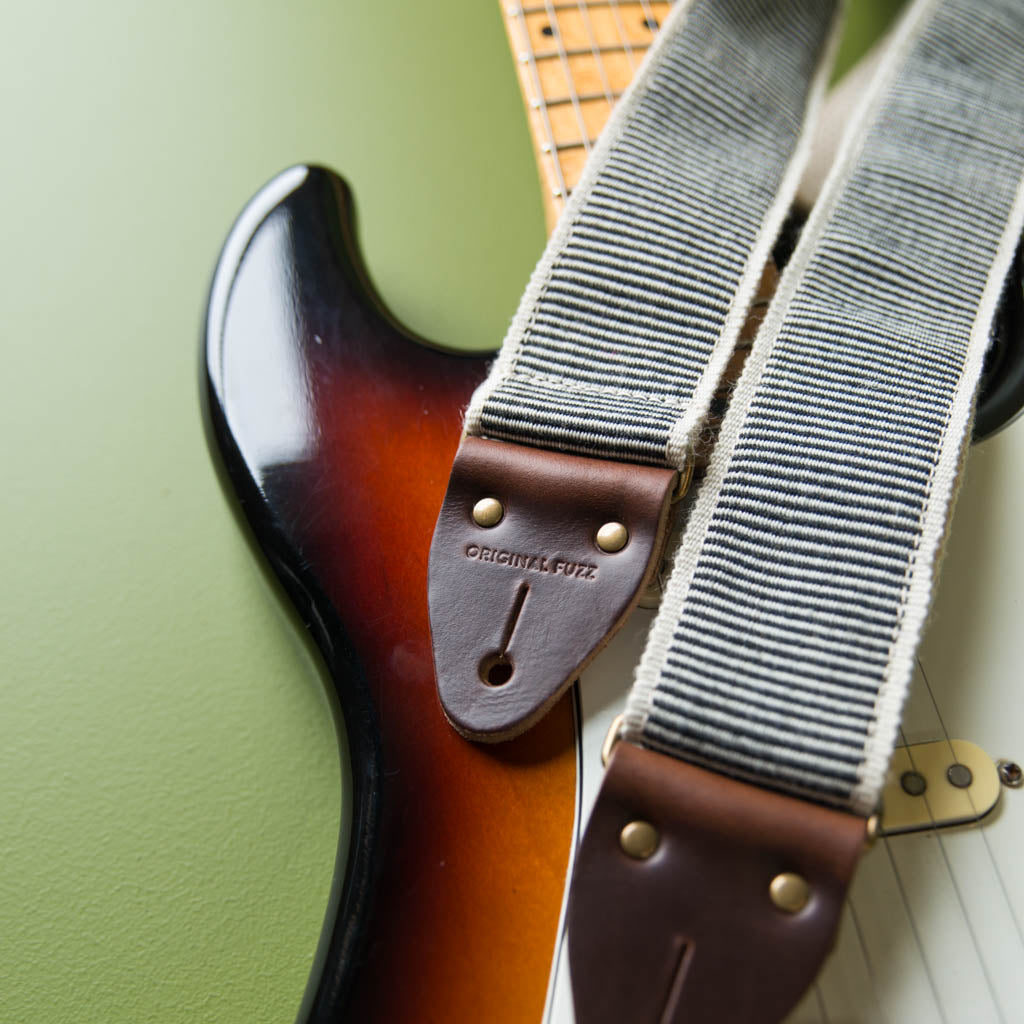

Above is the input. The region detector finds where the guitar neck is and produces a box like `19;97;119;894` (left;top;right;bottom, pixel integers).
500;1;672;230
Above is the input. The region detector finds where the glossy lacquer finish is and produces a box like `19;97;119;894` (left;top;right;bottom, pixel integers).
203;167;576;1022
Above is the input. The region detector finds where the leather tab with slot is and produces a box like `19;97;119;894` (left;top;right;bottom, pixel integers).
428;437;677;741
568;743;865;1024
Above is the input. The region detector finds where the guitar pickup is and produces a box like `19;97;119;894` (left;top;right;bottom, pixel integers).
878;739;1001;835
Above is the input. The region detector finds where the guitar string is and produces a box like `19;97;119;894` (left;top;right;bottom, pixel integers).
634;0;664;134
819;812;888;1020
844;898;891;1024
636;0;662;42
910;660;1014;1021
895;715;1004;1022
512;4;571;200
541;0;593;154
575;0;616;108
606;0;639;71
916;653;1024;950
572;1;667;192
811;980;829;1024
878;827;951;1024
915;653;1024;1007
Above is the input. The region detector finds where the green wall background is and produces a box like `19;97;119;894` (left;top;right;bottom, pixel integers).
1;3;898;1020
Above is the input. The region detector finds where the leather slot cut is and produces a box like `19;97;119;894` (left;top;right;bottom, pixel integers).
500;581;530;653
478;582;529;687
659;939;693;1024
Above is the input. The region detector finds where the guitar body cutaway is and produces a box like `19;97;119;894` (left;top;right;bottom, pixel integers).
202;165;577;1023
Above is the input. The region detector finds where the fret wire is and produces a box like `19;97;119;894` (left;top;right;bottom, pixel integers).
518;0;673;12
545;90;624;106
607;0;639;70
575;0;617;107
541;0;594;156
531;43;649;58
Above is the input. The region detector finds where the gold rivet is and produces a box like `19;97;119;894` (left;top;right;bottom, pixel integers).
619;820;659;859
472;497;504;528
769;872;810;913
596;521;629;552
672;458;695;502
864;814;881;848
601;713;625;768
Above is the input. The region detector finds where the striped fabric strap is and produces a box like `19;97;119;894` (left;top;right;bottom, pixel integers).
466;0;842;468
627;0;1024;814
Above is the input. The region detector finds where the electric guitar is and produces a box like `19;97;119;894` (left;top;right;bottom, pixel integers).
202;4;1024;1020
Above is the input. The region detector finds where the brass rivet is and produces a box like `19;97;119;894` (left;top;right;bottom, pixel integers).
619;820;659;859
671;458;695;503
769;872;810;913
864;813;881;848
601;713;625;768
472;497;504;528
596;521;629;553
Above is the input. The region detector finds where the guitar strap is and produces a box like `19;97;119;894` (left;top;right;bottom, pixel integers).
428;0;1024;1020
430;0;842;740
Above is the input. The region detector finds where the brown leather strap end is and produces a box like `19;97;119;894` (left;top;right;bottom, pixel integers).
427;437;676;741
568;744;866;1024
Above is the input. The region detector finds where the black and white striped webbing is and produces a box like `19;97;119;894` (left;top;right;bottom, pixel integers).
465;0;842;467
626;0;1024;814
